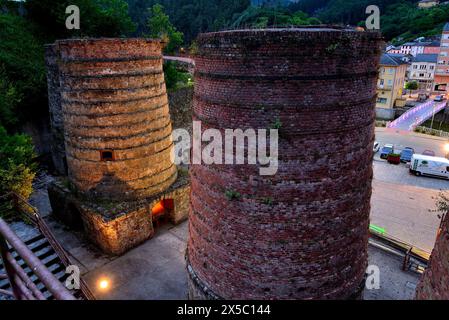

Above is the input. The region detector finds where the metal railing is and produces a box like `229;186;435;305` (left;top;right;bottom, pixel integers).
0;217;75;300
0;193;94;300
369;230;429;274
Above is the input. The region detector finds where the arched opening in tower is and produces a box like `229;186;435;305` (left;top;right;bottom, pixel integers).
151;199;174;229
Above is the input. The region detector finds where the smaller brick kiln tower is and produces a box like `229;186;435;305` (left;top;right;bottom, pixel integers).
187;28;383;300
415;212;449;300
46;39;189;255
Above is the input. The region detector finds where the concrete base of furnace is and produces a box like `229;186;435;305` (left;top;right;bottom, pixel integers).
48;175;190;256
186;261;223;300
186;254;366;300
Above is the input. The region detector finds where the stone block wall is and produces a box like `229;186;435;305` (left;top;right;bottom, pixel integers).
45;44;67;175
48;175;190;255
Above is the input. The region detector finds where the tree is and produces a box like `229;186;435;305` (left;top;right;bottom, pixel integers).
147;4;183;54
431;191;449;221
230;6;320;28
0;14;46;128
25;0;136;39
128;0;251;43
405;81;419;97
406;81;419;91
0;126;36;213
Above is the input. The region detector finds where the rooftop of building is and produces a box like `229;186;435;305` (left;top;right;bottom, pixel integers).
413;53;439;63
380;53;409;66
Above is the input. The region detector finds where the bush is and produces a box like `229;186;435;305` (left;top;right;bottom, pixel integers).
0;14;46;128
164;61;191;90
225;189;241;201
0;126;36;218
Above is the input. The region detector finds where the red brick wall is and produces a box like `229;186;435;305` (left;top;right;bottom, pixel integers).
187;28;383;300
415;212;449;300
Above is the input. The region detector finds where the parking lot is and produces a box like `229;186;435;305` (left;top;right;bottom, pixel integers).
371;128;448;252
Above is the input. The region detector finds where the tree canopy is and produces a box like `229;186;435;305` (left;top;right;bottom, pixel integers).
147;4;183;54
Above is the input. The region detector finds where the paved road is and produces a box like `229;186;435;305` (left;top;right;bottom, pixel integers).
371;128;448;252
375;127;448;158
388;101;446;131
371;179;441;252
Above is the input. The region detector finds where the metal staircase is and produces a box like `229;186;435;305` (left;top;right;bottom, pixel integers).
0;193;94;300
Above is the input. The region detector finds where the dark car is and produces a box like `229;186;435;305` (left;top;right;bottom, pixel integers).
422;149;436;157
400;147;415;163
380;144;394;159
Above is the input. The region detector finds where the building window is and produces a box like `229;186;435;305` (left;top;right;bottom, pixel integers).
377;98;388;104
100;150;115;162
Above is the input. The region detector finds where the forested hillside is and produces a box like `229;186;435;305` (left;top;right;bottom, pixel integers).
127;0;251;43
125;0;449;44
0;0;137;209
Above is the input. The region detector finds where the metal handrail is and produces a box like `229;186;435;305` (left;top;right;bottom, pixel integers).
369;230;430;274
0;192;95;300
0;217;76;300
10;193;95;300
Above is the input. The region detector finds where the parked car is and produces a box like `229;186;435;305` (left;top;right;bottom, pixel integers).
434;95;445;102
373;141;380;153
387;153;401;165
400;147;415;163
380;144;395;159
418;93;429;102
410;154;449;179
422;149;436;157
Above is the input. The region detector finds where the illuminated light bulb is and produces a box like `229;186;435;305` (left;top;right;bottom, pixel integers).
98;279;110;290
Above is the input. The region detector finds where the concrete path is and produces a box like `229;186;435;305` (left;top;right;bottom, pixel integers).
163;56;195;65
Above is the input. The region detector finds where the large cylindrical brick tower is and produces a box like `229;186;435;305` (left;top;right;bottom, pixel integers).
187;28;383;300
45;39;190;255
56;38;177;201
415;212;449;300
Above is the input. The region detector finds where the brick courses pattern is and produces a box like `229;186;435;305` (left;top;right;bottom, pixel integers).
55;39;177;201
44;39;190;255
187;28;383;300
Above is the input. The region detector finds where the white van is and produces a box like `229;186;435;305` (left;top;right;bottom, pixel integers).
409;154;449;179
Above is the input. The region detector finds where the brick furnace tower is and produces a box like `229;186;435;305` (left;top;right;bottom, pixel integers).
46;39;190;255
187;28;383;299
415;212;449;300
